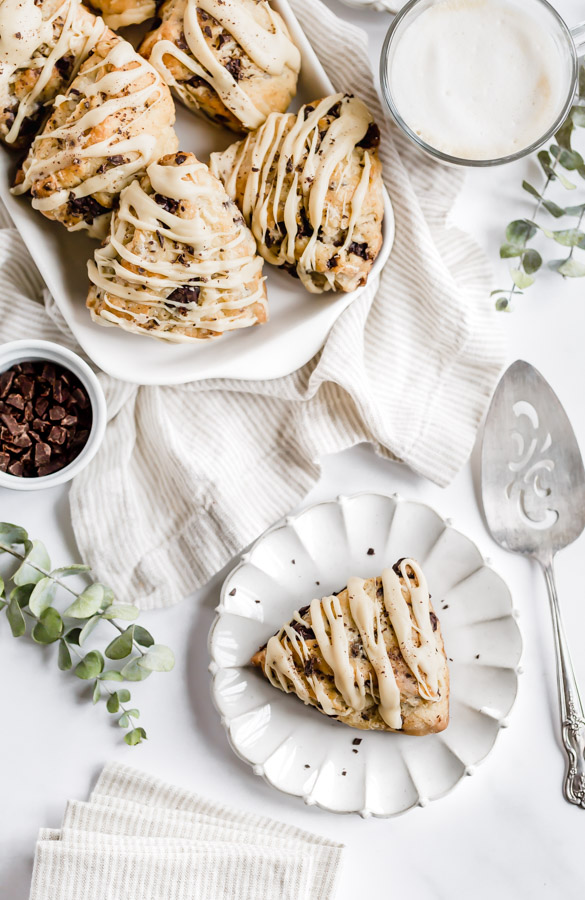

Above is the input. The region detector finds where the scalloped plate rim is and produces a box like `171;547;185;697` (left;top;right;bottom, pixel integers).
208;491;523;817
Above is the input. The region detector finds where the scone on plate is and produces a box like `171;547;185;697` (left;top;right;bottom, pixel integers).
251;558;449;735
88;0;157;29
0;0;106;148
210;93;384;292
140;0;301;132
86;151;268;342
12;34;178;236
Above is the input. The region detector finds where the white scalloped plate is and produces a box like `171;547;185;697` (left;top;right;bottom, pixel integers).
208;492;523;817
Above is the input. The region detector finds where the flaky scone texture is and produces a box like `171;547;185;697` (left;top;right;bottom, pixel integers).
252;559;449;736
0;0;106;149
12;34;177;234
89;0;156;29
210;93;384;293
87;151;268;342
140;0;300;132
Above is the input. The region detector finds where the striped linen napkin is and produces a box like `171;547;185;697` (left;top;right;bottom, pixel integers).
29;763;344;900
0;0;504;610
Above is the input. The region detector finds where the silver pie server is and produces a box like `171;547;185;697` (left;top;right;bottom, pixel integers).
481;360;585;807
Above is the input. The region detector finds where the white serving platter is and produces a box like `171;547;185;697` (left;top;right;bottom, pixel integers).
0;0;394;385
209;492;523;817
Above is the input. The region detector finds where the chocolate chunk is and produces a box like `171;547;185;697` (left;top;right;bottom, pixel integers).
35;442;51;466
52;380;69;404
304;657;318;677
203;25;212;37
357;122;380;150
303;105;315;120
175;153;188;165
66;193;110;224
352;738;362;745
217;32;230;47
61;414;78;427
367;547;375;556
1;412;20;434
0;370;14;398
429;611;438;632
291;620;315;641
327;254;339;269
49;406;65;421
48;425;67;445
166;285;200;306
297;206;313;239
176;32;188;50
11;432;31;449
154;193;180;214
13;375;34;399
0;452;9;471
348;241;369;260
107;154;124;166
8;460;23;476
224;58;242;81
7;393;24;410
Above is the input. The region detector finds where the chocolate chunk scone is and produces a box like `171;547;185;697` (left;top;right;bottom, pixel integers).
12;34;178;235
140;0;301;132
252;558;449;735
0;0;107;148
87;151;268;341
210;93;384;292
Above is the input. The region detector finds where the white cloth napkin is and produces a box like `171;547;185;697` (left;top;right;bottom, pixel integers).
0;0;504;609
29;763;344;900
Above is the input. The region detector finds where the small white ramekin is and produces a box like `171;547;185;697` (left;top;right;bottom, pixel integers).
0;340;107;491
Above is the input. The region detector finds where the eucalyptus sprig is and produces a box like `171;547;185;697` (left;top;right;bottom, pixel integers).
493;65;585;310
0;522;174;746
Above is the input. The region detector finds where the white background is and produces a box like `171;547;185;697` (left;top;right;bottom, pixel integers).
2;0;585;896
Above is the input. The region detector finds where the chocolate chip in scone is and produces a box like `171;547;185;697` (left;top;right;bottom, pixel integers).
203;25;212;37
217;32;230;47
292;621;315;641
304;657;318;677
327;255;339;269
357;122;380;150
176;31;189;50
328;101;341;118
154;193;180;214
224;58;242;81
66;193;110;224
175;153;188;165
348;241;370;260
429;611;438;632
166;285;201;306
55;53;74;81
303;105;314;120
297;206;313;239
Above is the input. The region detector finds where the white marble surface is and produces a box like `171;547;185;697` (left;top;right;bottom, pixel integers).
2;1;585;896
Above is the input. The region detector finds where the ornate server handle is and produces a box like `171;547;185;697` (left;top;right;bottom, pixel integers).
542;560;585;807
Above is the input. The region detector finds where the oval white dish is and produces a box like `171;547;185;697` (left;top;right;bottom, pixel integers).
208;492;523;817
0;0;394;386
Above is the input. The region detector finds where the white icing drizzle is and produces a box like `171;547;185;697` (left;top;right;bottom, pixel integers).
210;94;374;291
0;0;106;144
99;0;155;30
13;37;176;222
148;0;300;130
87;156;266;341
262;559;443;730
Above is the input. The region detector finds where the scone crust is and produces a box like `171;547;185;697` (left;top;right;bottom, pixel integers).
210;94;384;292
88;0;156;29
140;0;299;132
13;34;177;232
87;151;268;341
252;567;449;736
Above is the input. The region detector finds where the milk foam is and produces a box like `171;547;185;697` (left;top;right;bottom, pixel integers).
388;0;572;160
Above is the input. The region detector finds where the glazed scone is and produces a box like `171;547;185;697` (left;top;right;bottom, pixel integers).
252;558;449;736
12;34;178;235
88;0;156;29
0;0;106;148
139;0;301;132
210;93;384;292
86;152;268;342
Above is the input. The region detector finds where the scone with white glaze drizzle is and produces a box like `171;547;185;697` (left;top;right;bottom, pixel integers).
139;0;301;132
12;34;178;236
89;0;157;29
210;93;384;293
252;558;449;735
0;0;107;148
86;151;268;341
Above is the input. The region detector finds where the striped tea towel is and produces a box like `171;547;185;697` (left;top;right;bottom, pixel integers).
0;0;505;609
29;763;344;900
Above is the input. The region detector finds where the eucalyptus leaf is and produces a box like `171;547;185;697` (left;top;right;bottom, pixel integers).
0;575;4;597
138;644;175;673
28;577;56;617
124;727;147;746
6;596;25;637
495;297;510;311
74;649;105;680
499;243;523;259
537;149;556;180
133;626;154;648
510;268;535;290
557;171;576;191
555;119;575;151
99;584;115;609
58;639;72;671
551;228;585;247
51;565;91;578
551;144;584;171
572;106;585;127
549;257;585;277
102;604;139;621
120;658;152;682
13;540;50;586
63;583;104;619
521;181;564;217
105;625;135;660
79;615;101;646
505;219;537;246
99;670;124;682
0;599;6;611
93;681;101;704
521;249;542;275
0;523;28;546
64;627;82;645
106;692;120;713
118;709;140;727
11;584;34;608
564;203;585;216
117;688;131;703
32;607;63;644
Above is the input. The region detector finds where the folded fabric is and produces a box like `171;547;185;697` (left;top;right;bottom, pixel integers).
0;0;504;610
29;763;344;900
